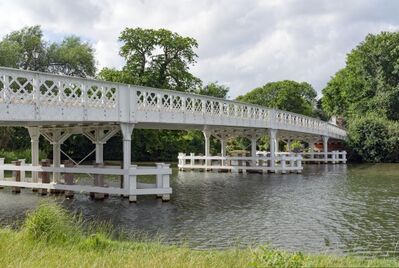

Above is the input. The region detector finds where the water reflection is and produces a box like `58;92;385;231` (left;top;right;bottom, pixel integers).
0;164;398;256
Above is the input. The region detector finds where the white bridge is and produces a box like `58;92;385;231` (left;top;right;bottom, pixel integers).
0;67;347;201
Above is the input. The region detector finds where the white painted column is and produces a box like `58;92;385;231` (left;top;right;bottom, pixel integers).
203;130;211;166
52;141;61;182
95;142;104;164
95;128;105;164
251;137;257;166
269;129;277;170
28;127;40;183
323;136;329;163
220;139;227;166
220;139;227;157
120;123;135;199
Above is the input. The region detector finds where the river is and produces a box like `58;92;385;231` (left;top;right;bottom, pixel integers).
0;164;398;257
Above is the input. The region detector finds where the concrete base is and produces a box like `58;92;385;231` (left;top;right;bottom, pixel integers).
129;195;137;202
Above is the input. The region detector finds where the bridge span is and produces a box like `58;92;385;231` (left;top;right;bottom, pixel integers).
0;67;346;202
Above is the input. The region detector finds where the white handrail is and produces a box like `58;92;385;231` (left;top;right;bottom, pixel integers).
0;67;346;139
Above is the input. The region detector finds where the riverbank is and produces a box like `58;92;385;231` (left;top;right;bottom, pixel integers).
0;203;398;267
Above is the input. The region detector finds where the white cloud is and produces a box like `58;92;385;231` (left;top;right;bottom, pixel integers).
0;0;398;97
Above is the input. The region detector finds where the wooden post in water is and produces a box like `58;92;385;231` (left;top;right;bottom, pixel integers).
11;160;21;193
63;160;74;198
40;159;50;195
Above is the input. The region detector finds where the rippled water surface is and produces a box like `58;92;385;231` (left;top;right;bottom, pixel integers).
1;164;399;256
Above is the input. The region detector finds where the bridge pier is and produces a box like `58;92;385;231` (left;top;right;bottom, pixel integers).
27;127;40;185
323;136;329;163
269;129;277;171
120;123;135;202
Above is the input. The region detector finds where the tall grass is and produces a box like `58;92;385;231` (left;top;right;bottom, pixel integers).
0;202;397;267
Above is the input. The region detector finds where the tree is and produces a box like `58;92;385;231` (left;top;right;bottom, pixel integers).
47;36;96;77
348;115;399;162
117;27;201;91
197;82;229;99
322;31;399;121
237;80;318;116
0;25;47;71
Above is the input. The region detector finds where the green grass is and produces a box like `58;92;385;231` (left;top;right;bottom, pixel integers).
0;203;398;268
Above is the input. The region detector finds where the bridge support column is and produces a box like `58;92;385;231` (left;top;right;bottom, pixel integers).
250;137;257;166
220;139;227;166
269;129;277;171
323;136;329;163
220;139;227;157
120;123;135;201
28;127;40;184
203;130;211;167
40;128;71;184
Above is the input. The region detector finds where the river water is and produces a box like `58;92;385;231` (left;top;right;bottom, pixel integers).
1;164;398;257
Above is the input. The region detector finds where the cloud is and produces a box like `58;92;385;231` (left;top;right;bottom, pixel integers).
0;0;398;97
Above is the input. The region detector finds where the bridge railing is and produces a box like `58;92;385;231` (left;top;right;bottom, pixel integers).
0;67;346;139
0;67;118;108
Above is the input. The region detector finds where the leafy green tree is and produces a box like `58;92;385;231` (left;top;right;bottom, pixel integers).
117;27;201;91
47;36;96;77
0;25;47;71
197;82;229;98
322;31;399;121
348;115;399;162
237;80;317;116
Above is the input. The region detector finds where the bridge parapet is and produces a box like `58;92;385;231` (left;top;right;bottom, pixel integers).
0;67;346;140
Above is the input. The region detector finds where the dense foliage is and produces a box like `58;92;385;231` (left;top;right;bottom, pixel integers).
322;32;399;162
236;80;318;117
0;25;95;77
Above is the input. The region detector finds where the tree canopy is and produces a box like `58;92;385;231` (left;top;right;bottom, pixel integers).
322;31;399;121
0;25;95;77
236;80;318;116
99;28;202;92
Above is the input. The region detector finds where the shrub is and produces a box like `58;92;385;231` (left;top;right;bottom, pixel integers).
348;115;399;162
22;202;82;244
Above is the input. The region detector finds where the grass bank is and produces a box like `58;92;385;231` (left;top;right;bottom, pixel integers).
0;203;398;268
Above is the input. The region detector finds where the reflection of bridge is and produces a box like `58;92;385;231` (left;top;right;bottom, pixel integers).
0;67;346;201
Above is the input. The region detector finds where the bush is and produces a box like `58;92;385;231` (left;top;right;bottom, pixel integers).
22;202;82;244
348;115;399;162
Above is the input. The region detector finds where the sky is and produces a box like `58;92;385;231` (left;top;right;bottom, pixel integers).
0;0;398;98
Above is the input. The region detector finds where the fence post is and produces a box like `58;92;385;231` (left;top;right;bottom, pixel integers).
40;159;50;195
190;153;195;166
156;163;163;197
129;165;137;203
343;151;347;164
93;162;105;200
281;154;286;174
63;160;74;198
297;155;302;173
18;159;26;181
11;160;21;193
162;164;171;201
